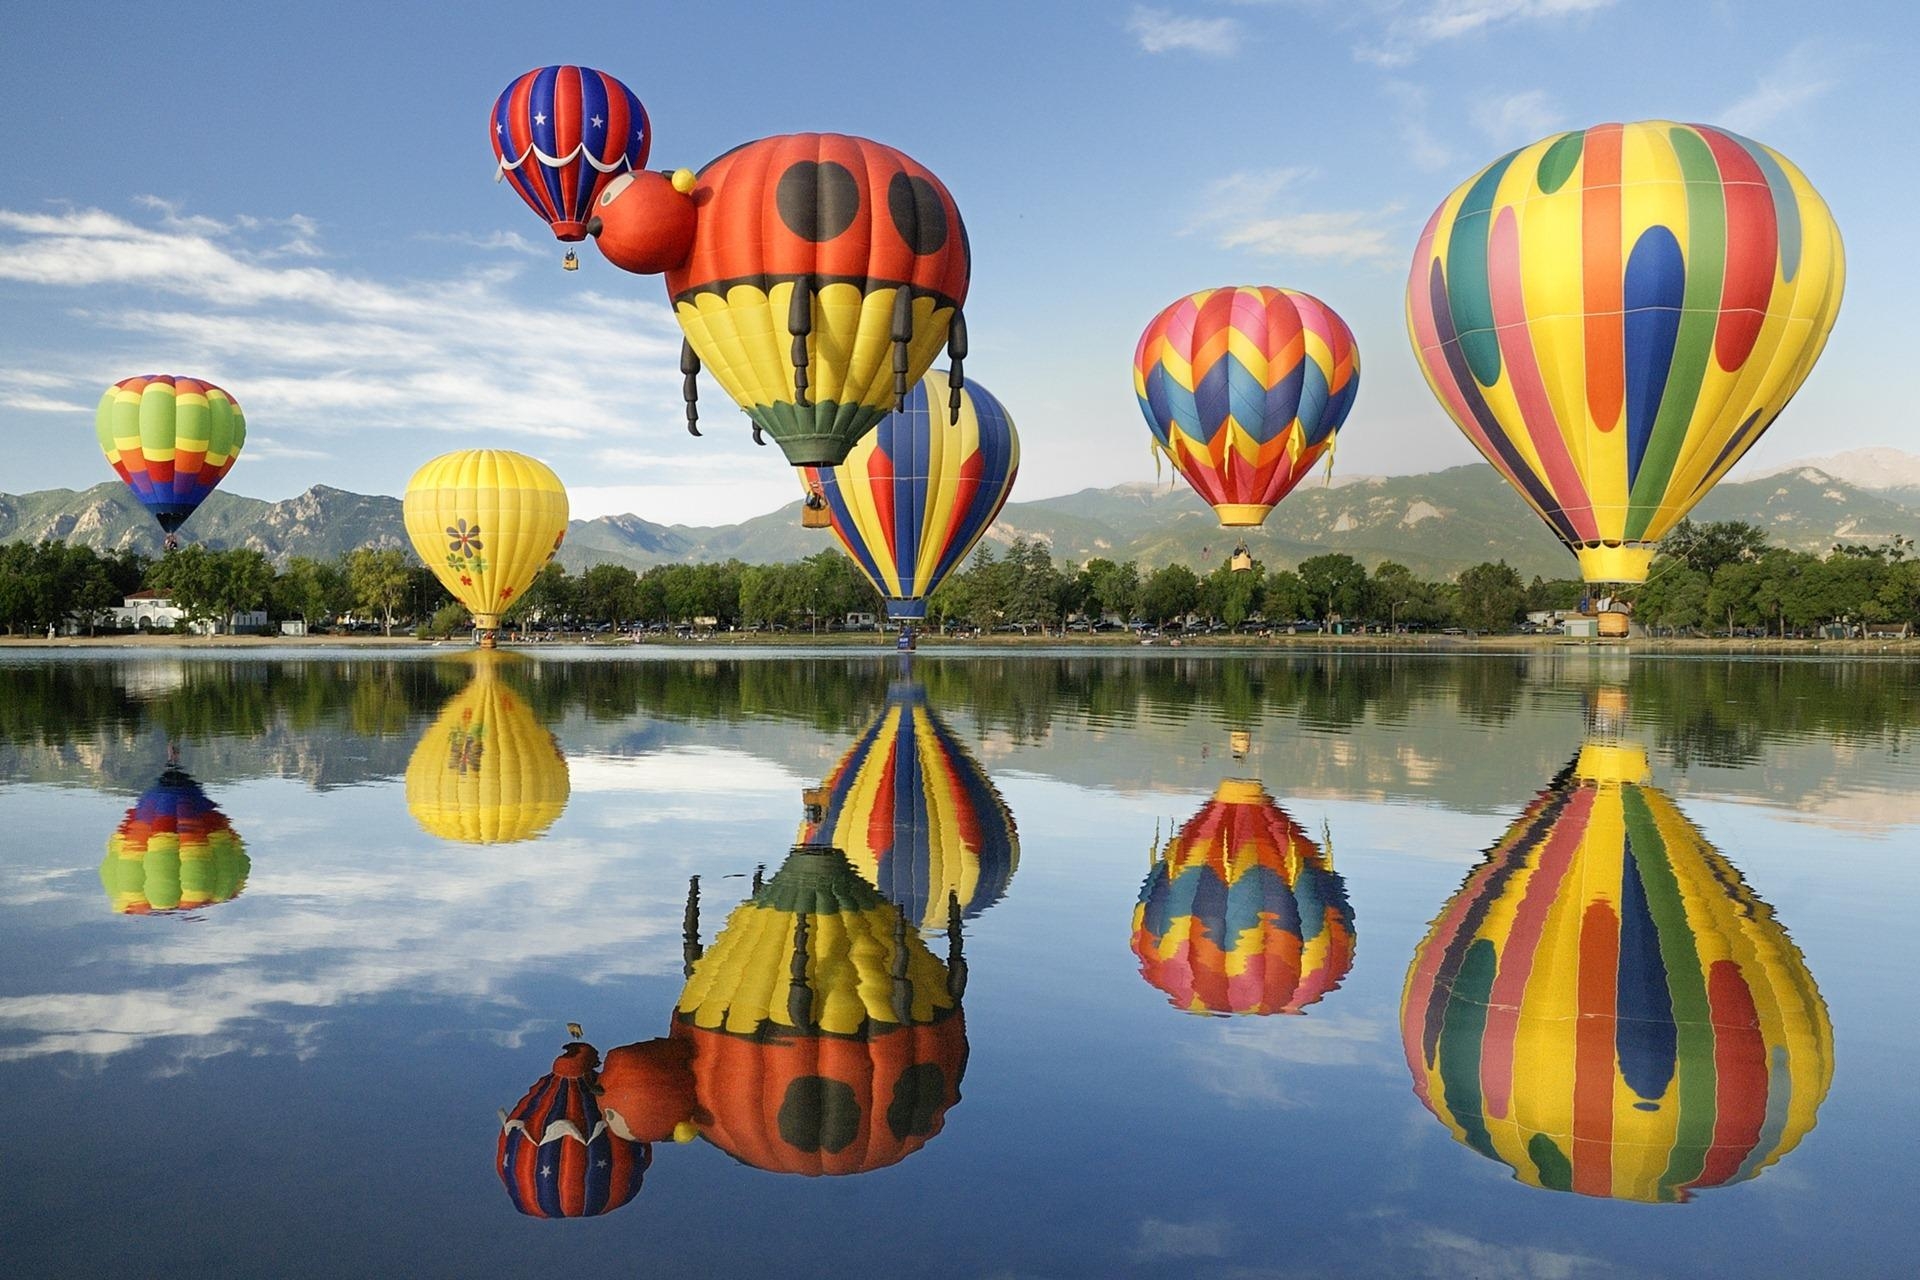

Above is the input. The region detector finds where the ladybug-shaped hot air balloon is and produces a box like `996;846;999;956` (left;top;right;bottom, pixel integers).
567;847;969;1182
587;133;971;468
490;65;650;264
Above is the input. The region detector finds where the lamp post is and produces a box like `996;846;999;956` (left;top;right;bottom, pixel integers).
1391;598;1408;634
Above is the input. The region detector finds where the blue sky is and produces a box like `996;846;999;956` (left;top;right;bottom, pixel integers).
0;0;1911;524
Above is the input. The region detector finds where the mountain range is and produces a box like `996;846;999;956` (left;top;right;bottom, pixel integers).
5;455;1918;582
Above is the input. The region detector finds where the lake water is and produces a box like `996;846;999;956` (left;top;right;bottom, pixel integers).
1;649;1915;1278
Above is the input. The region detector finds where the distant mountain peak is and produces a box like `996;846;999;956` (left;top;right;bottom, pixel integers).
1753;448;1920;492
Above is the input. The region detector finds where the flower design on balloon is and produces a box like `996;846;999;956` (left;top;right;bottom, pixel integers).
447;519;484;558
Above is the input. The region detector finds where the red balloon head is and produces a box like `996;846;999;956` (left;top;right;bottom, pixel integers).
588;169;697;275
597;1035;698;1142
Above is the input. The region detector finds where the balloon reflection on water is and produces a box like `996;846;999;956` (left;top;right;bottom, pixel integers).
1133;779;1354;1016
405;655;569;845
798;679;1019;930
498;843;968;1214
1401;736;1832;1202
100;765;249;915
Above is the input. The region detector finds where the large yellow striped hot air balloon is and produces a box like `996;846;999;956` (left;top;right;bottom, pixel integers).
404;655;569;844
1401;737;1831;1202
1407;122;1844;584
402;450;569;646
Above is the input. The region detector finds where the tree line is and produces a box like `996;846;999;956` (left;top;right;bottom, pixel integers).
2;518;1915;638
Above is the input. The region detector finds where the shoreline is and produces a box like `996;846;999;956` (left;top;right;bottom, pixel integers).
4;632;1917;657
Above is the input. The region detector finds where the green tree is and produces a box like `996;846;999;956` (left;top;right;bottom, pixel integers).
1261;569;1310;624
1201;558;1263;627
579;563;642;624
1139;563;1201;625
147;545;224;631
1633;563;1708;633
345;547;411;635
513;563;576;624
1296;553;1368;622
1660;520;1768;583
274;556;349;630
1454;560;1526;633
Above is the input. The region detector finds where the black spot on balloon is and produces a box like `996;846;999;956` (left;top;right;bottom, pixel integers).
888;172;948;255
777;1075;860;1153
885;1063;947;1139
776;161;860;242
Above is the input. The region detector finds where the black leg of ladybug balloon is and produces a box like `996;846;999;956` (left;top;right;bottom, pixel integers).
751;424;766;446
752;863;765;893
788;274;812;409
680;339;702;437
787;913;813;1032
891;288;914;408
682;875;703;979
946;889;968;1002
946;308;968;425
890;908;913;1025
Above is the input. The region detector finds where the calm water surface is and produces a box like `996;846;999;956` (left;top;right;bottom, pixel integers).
1;650;1915;1278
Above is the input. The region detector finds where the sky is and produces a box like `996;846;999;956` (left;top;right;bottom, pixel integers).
0;0;1912;525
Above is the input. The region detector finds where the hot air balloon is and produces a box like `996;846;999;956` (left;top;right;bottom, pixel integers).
402;450;569;648
100;766;249;915
1133;288;1359;543
1406;121;1845;585
1133;780;1354;1016
594;847;968;1177
799;680;1019;929
95;375;246;547
1401;736;1832;1202
498;1041;650;1218
404;654;569;844
800;370;1018;622
490;64;650;266
587;132;972;467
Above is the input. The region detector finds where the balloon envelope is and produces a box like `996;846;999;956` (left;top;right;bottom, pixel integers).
803;371;1018;621
800;680;1019;927
1134;287;1359;528
402;450;569;634
592;132;970;467
95;375;245;535
404;655;569;844
672;845;966;1175
100;767;249;914
1406;121;1845;583
1133;780;1354;1015
491;65;649;242
498;1042;650;1217
1401;741;1832;1202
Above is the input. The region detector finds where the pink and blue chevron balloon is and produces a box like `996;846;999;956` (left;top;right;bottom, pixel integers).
1133;286;1360;528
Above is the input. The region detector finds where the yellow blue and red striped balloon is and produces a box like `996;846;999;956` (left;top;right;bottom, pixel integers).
1133;780;1354;1017
799;680;1018;930
1407;121;1845;583
1400;741;1832;1202
803;370;1017;621
1133;287;1360;528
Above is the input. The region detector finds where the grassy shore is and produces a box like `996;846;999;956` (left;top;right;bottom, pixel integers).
5;630;1917;656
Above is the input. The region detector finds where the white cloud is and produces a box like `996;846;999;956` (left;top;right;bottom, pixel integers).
1131;1214;1233;1261
0;200;686;461
1127;5;1243;56
1188;168;1402;264
1471;89;1563;148
1718;41;1838;134
1359;0;1616;67
1221;209;1400;262
1386;82;1459;173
